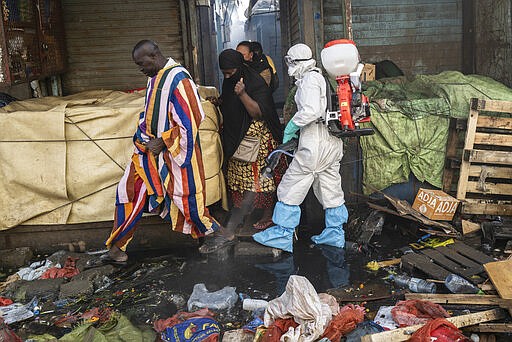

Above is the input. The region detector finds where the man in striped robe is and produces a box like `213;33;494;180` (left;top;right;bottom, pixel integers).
100;40;232;264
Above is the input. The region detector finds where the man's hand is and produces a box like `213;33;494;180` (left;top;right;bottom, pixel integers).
146;137;165;155
234;77;245;96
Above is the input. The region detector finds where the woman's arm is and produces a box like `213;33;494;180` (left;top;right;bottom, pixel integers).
234;78;263;120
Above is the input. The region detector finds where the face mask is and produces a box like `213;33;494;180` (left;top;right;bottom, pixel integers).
287;59;316;78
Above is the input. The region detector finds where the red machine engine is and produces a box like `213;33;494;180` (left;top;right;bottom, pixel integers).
321;39;374;137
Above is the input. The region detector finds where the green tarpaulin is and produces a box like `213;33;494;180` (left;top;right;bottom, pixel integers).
360;71;512;194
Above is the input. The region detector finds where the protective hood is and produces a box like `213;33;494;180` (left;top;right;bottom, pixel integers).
286;43;317;79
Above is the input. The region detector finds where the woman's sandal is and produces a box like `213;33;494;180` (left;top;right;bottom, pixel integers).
253;219;274;230
198;234;236;254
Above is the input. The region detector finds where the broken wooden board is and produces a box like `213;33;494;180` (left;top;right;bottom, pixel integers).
361;309;507;342
451;241;495;264
404;293;512;308
462;220;481;235
414;242;492;283
401;253;451;280
484;259;512;300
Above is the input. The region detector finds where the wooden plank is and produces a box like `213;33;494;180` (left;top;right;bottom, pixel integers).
401;253;451;280
361;309;506;342
466;181;512;195
469;165;512;179
484;260;512;299
468;149;512;165
457;99;479;200
420;248;468;274
404;293;512;307
443;119;460;192
461;200;512;215
474;132;512;147
462;220;481;235
477;116;512;130
464;323;512;333
475;99;512;113
451;242;495;264
436;245;483;270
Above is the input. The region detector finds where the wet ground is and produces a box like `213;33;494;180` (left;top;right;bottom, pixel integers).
2;204;423;339
6;203;509;340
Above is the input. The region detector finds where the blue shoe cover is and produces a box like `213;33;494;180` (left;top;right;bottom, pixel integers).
253;225;295;253
253;202;300;253
311;205;348;248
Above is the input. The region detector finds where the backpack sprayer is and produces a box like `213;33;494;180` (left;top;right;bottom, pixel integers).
262;40;374;178
321;39;374;138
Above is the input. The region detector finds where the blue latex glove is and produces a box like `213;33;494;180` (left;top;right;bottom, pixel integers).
283;120;300;143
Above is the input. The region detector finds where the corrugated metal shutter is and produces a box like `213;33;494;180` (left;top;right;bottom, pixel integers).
289;1;300;45
323;0;346;42
61;0;183;94
351;0;463;76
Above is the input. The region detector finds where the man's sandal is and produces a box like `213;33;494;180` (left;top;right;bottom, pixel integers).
85;254;128;269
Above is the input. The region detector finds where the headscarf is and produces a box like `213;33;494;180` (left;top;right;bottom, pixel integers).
218;49;282;159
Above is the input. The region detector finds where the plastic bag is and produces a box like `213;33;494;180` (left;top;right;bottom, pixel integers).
391;300;450;327
187;284;238;311
409;318;471;342
321;304;365;341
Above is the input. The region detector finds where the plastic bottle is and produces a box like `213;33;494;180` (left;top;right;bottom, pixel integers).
444;274;480;294
242;298;269;311
393;274;436;293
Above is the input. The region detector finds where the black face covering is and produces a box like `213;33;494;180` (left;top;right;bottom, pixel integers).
218;49;283;160
224;68;242;85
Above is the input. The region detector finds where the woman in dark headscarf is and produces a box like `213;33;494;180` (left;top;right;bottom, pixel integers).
217;49;284;238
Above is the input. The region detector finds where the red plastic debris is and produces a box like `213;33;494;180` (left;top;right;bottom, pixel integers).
322;304;365;341
261;318;299;342
0;297;13;306
392;300;450;327
410;318;471;342
40;257;80;279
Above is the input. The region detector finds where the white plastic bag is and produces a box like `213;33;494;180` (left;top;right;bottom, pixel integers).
187;283;238;311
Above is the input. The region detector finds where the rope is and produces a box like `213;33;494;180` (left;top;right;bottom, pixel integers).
65;115;126;171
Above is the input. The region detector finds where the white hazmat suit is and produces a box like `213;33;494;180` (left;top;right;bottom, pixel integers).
253;43;348;253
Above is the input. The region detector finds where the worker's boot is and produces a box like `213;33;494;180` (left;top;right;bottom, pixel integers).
311;204;348;248
253;202;300;253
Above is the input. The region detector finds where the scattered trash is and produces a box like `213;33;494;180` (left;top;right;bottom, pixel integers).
94;276;113;293
321;304;365;341
0;301;35;324
187;284;238;311
17;260;55;281
391;300;450;327
393;274;436;293
444;274;480;294
344;321;385;342
160;317;220;342
0;297;13;307
409;317;471;342
265;275;335;341
0;317;22;342
40;257;79;279
242;298;268;311
373;306;399;330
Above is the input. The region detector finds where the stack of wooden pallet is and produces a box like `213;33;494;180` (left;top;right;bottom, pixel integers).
447;98;512;216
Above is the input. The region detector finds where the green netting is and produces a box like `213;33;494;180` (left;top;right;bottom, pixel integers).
360;71;512;194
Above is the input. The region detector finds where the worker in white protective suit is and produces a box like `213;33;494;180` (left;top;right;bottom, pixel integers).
253;43;348;253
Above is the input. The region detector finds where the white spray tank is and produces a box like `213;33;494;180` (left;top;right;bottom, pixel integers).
320;39;374;137
321;39;360;79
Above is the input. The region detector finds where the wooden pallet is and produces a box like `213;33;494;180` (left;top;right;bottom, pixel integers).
401;241;494;283
456;98;512;215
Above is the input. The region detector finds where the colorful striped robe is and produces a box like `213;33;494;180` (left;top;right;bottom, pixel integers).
106;59;220;250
